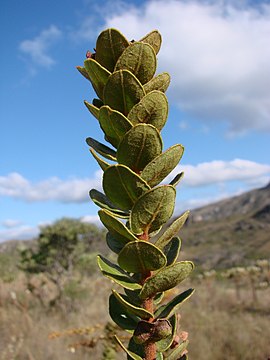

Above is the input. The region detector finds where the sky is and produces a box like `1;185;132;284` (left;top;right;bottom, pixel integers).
1;0;270;242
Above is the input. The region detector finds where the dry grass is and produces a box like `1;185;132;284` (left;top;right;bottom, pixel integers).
0;272;270;360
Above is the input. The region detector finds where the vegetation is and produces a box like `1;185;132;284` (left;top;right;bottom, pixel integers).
77;28;194;359
20;218;105;299
0;259;269;359
0;183;269;358
179;183;270;270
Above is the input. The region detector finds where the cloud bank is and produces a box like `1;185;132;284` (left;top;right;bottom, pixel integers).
0;159;269;203
99;0;270;135
0;171;102;203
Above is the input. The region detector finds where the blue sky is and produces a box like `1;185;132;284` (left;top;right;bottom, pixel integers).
1;0;270;241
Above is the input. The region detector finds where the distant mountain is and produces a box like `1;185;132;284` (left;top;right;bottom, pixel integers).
178;183;270;270
188;182;270;223
1;183;269;271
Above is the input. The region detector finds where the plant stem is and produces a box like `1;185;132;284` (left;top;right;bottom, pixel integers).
144;342;156;360
141;268;156;359
139;231;156;359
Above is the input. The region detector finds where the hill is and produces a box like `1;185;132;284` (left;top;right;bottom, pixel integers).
1;183;269;271
178;182;270;270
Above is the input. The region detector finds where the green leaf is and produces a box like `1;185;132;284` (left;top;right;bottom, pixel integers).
84;100;99;120
76;66;90;81
170;172;184;187
156;353;163;360
127;91;168;131
139;30;162;54
156;315;177;352
84;58;111;100
143;72;170;93
103;70;145;116
155;288;195;319
103;165;150;211
163;237;181;266
141;144;184;187
95;28;129;72
106;232;128;254
89;148;110;171
92;98;103;108
155;211;190;249
166;340;189;360
127;338;144;360
115;335;143;360
98;209;137;243
97;255;141;290
118;240;167;273
113;290;153;320
124;289;164;307
99;105;133;147
140;261;194;300
109;295;139;332
130;185;176;235
90;189;129;217
86;137;117;161
154;292;164;305
117;124;163;172
115;42;157;85
124;288;142;307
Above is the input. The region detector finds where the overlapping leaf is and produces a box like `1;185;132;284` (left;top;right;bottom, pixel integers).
130;185;176;235
113;290;153;320
97;255;142;290
86;137;116;161
76;66;90;81
166;340;189;360
84;100;100;120
139;30;162;54
155;211;189;249
169;172;184;187
163;237;181;266
115;42;157;85
84;58;111;100
127;91;168;131
99;105;133;148
117;124;163;172
140;261;194;300
109;295;139;332
155;288;195;319
141;144;184;187
115;336;143;360
103;165;150;211
143;72;170;93
103;70;145;116
118;240;167;273
90;189;128;217
98;209;137;242
89;149;110;171
156;315;177;352
95;28;129;72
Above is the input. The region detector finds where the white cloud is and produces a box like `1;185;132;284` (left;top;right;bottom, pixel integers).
170;159;270;187
0;171;102;203
0;160;269;204
0;216;103;242
19;25;62;68
1;219;23;228
100;0;270;135
80;214;101;225
0;225;39;242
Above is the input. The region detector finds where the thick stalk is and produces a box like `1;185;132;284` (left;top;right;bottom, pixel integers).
142;295;156;360
139;231;156;360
